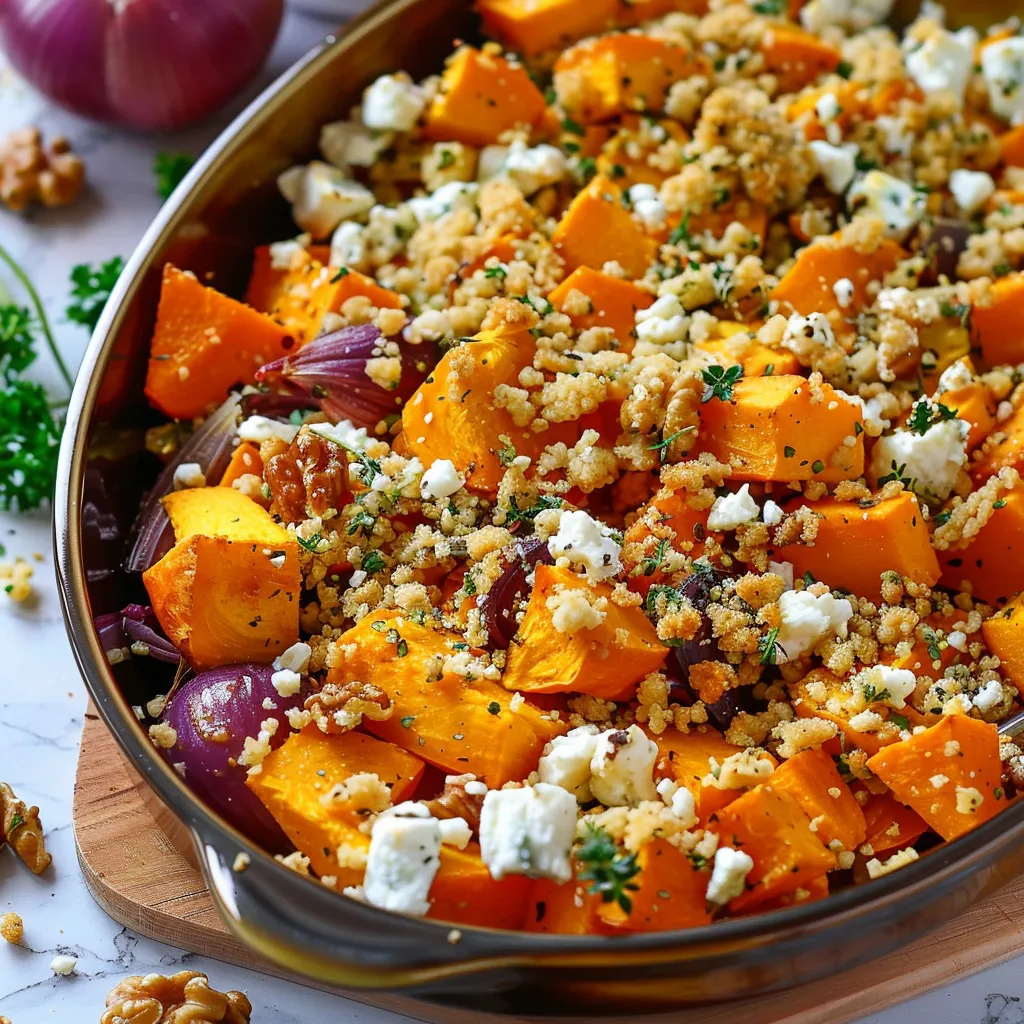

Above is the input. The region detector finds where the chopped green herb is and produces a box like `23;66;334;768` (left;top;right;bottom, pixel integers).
994;498;1007;509
154;152;196;200
331;266;351;282
496;433;518;466
758;626;783;666
922;625;943;661
646;425;696;462
783;445;796;458
347;507;377;537
462;574;478;596
877;459;915;491
361;550;386;574
668;213;693;248
505;494;563;529
487;701;501;716
296;532;323;553
9;811;25;832
396;638;409;658
835;60;854;79
66;257;125;333
400;715;416;728
811;459;825;474
889;713;910;731
575;823;641;914
485;264;508;280
437;148;456;169
701;364;743;403
640;538;669;577
762;363;775;377
908;398;957;436
562;116;586;136
803;570;816;586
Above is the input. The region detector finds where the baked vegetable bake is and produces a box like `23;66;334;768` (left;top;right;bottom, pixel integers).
110;0;1024;933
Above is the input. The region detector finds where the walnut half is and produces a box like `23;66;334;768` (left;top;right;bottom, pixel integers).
0;128;85;212
304;679;392;734
0;781;51;875
102;971;252;1024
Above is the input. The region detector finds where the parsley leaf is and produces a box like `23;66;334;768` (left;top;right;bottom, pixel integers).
0;306;37;383
296;532;323;553
154;152;196;200
877;459;916;491
668;212;693;248
640;538;670;577
361;550;386;574
66;257;124;333
907;397;957;436
758;625;784;666
921;625;943;661
505;494;562;530
575;823;641;914
701;364;743;403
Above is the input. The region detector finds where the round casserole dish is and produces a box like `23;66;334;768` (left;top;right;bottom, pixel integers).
54;0;1024;1014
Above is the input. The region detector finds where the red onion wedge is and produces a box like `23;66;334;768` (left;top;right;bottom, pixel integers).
479;538;554;649
126;394;242;573
256;324;434;428
95;604;179;666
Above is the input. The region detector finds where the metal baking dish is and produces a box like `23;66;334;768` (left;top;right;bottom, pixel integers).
54;0;1024;1014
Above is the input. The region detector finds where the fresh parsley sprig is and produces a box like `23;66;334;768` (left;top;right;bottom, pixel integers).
575;823;641;914
66;257;124;334
701;364;743;403
154;152;197;200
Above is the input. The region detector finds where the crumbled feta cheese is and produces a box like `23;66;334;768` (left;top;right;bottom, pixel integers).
309;419;370;452
420;458;465;500
271;668;302;698
329;220;366;269
707;484;760;531
852;664;917;708
349;569;368;587
781;311;837;359
502;142;568;196
362;813;441;915
320;120;393;169
464;780;488;796
589;725;659;807
538;725;602;801
815;92;840;122
477;144;510;182
981;37;1024;126
874;115;914;157
275;641;312;675
277;161;375;239
438;817;473;850
238;415;300;444
800;0;893;33
949;168;995;214
269;235;311;270
849;709;884;732
869;419;969;501
930;773;950;789
946;629;968;652
936;359;973;394
865;846;919;878
629;183;668;230
762;499;784;526
706;846;754;905
848;170;927;238
479;783;577;882
362;73;428;132
955;785;984;814
635;293;689;345
905;26;977;104
809;140;858;194
172;462;206;491
776;589;853;663
833;277;855;308
670;786;697;826
407;181;479;223
973;679;1004;713
49;955;77;976
547;509;622;582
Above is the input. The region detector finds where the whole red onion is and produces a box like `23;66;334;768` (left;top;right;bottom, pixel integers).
0;0;285;132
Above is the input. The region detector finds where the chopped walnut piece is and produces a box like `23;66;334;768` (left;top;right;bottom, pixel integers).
0;782;51;875
0;128;84;212
265;427;349;523
101;971;252;1024
304;680;392;733
424;774;485;832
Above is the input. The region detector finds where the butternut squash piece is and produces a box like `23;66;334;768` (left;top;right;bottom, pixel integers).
694;334;801;378
218;442;264;490
595;115;690;188
145;264;294;421
424;47;546;147
666;201;769;254
428;844;532;929
552;176;656;280
143;487;300;670
760;25;841;93
787;82;866;141
886;611;966;678
525;877;609;934
769;748;867;852
939;486;1024;604
400;325;575;495
1000;124;1024;167
971;401;1024;484
554;33;705;123
244;246;337;346
246;725;425;884
866;715;1004;841
789;670;888;758
972;272;1024;368
548;266;653;352
771;234;904;327
697;374;865;482
597;839;712;932
475;0;621;57
982;594;1024;697
328;267;405;313
769;492;939;601
328;610;563;786
941;383;996;455
710;785;835;913
918;321;971;394
861;790;928;855
501;563;669;701
744;873;829;914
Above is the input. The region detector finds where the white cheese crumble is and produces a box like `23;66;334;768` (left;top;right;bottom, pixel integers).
275;641;312;675
238;416;299;444
589;725;659;807
946;629;968;652
271;668;302;698
852;664;917;708
547;509;622;582
407;181;480;223
936;359;973;395
172;462;206;491
538;725;602;802
635;293;689;346
848;170;927;238
981;37;1024;126
362;73;428;132
808;140;858;194
762;499;784;526
320;120;393;170
361;813;441;915
781;311;837;360
502;142;568;196
815;92;840;123
775;589;853;663
869;419;968;501
955;785;985;814
309;419;370;452
948;168;995;214
833;277;855;308
973;679;1004;713
629;183;668;230
479;783;577;882
706;846;754;905
865;846;919;879
707;484;760;531
49;955;77;976
848;709;884;732
800;0;893;34
277;161;376;239
438;817;473;850
904;26;977;104
420;458;465;500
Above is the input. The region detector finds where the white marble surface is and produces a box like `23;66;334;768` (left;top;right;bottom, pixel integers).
0;8;1023;1023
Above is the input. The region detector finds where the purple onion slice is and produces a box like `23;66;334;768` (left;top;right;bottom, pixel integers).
479;538;555;649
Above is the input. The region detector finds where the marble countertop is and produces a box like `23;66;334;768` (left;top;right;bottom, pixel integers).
0;7;1022;1022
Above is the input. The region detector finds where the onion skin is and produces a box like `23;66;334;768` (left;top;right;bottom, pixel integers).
159;664;305;851
478;538;554;649
0;0;284;132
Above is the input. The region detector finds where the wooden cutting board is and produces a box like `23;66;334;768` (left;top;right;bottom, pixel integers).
73;712;1024;1023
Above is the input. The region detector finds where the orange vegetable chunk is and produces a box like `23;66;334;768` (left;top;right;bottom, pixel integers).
525;877;609;934
548;266;653;352
696;374;865;482
425;46;546;147
501;563;668;701
247;725;425;883
552;176;656;280
143;487;299;670
971;401;1024;483
760;25;841;92
866;715;1004;841
972;272;1024;369
768;748;867;852
982;594;1024;698
218;441;264;490
711;785;835;912
861;790;928;855
145;264;293;421
428;844;531;929
942;381;997;455
328;610;563;786
475;0;620;56
789;669;887;758
1001;125;1024;168
694;332;800;378
244;245;335;346
769;492;939;601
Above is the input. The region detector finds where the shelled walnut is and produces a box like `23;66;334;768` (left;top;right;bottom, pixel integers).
101;971;252;1024
0;782;51;874
0;128;85;212
304;679;392;733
